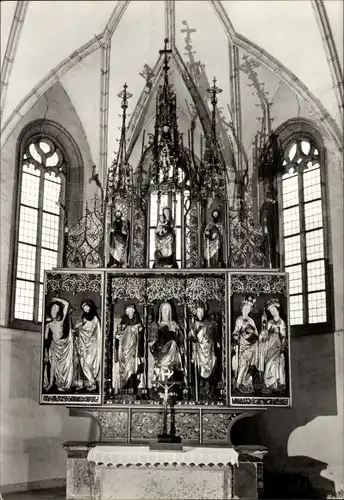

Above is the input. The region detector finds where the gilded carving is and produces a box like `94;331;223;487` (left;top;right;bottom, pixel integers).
202;413;237;441
93;411;128;440
131;412;164;439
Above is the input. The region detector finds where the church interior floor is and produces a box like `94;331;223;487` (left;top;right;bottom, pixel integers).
1;488;66;499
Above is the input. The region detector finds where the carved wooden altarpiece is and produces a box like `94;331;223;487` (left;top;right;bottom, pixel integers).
40;40;291;455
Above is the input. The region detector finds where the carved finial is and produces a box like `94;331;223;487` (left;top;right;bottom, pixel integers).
139;63;155;92
207;76;223;108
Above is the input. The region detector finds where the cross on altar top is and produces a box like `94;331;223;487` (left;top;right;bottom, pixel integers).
160;38;172;74
181;20;196;39
117;83;132;109
207;77;223;106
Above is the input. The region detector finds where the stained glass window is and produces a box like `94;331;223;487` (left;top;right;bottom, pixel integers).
13;139;65;324
281;137;329;327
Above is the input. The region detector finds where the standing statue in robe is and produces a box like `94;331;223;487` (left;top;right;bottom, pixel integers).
74;299;101;392
258;298;287;394
190;304;218;400
108;209;129;268
44;297;73;392
260;189;279;268
149;302;184;382
232;296;259;393
153;206;178;268
204;209;224;268
115;304;144;394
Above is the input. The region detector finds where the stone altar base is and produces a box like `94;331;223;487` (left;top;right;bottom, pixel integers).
64;408;267;499
64;442;266;500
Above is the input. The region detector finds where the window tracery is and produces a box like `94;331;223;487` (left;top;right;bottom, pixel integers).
11;121;84;330
281;136;328;327
13;138;65;324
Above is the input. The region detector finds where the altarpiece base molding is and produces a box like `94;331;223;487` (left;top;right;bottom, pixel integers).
69;407;262;445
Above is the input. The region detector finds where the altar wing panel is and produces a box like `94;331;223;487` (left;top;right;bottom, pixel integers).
40;270;104;405
229;272;291;407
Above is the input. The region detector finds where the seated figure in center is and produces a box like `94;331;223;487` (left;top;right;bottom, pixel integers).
153;206;178;268
149;301;185;384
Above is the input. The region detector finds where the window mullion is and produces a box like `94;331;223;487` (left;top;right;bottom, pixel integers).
34;169;45;323
319;152;331;325
298;165;308;324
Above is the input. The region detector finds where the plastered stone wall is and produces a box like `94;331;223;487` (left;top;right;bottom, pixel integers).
0;327;95;489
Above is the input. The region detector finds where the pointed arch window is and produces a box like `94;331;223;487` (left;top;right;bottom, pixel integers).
280;132;333;333
12;139;64;324
10;120;84;331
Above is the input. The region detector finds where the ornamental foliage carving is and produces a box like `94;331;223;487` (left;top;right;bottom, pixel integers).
110;277;146;303
93;411;128;440
146;277;186;304
202;413;237;441
46;273;102;294
131;412;164;439
230;273;287;296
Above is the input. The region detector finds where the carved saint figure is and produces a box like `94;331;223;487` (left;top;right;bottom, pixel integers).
44;297;73;392
153;206;178;268
190;304;217;400
74;299;101;392
150;302;184;381
232;296;259;393
258;298;287;394
260;189;279;268
204;209;224;268
108;209;129;268
115;304;144;393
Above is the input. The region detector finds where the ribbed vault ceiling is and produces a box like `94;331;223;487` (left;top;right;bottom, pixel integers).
1;0;342;164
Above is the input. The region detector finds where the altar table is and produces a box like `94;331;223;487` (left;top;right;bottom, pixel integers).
64;442;266;500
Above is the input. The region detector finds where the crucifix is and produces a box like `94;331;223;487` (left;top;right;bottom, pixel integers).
181;20;196;54
149;370;182;450
139;63;155;92
159;38;172;79
207;77;223;109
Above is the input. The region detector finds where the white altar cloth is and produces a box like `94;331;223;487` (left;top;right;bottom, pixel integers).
88;445;238;467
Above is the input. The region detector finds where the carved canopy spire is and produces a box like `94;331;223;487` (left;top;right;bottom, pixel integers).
106;83;134;203
196;77;227;200
148;38;184;187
